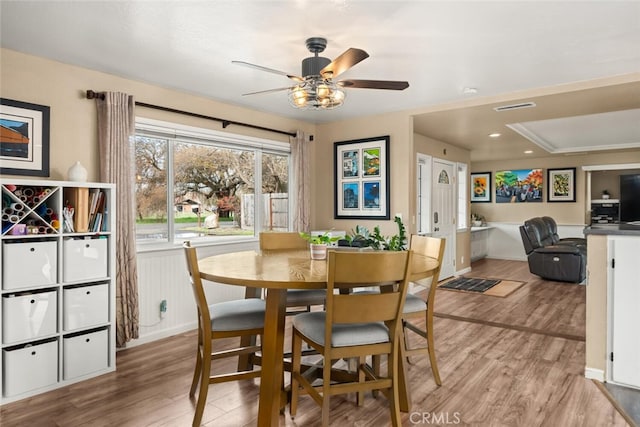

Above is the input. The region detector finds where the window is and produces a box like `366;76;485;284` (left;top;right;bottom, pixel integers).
133;119;290;245
457;163;468;229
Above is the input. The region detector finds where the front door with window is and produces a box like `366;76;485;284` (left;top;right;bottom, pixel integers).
431;158;455;280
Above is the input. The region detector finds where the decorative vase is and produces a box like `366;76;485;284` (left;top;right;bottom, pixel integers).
602;194;610;200
67;161;88;182
309;243;328;260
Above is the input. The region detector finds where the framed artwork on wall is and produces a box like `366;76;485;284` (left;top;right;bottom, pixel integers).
334;136;390;219
547;167;576;202
0;98;50;177
471;172;492;203
495;168;543;203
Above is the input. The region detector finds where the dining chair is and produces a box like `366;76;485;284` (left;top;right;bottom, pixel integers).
401;235;446;386
183;241;265;427
259;231;327;314
289;250;413;427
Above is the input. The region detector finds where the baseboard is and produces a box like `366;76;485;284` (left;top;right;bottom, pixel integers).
486;255;528;262
119;321;197;350
456;266;472;276
585;367;605;381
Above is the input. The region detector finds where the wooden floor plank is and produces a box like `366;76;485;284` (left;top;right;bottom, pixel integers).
0;259;629;426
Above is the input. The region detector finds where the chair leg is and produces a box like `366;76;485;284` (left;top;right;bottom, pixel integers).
321;351;331;427
356;355;366;406
289;330;302;418
426;314;442;386
402;321;417;365
192;349;211;427
387;345;402;427
370;354;381;398
189;345;203;397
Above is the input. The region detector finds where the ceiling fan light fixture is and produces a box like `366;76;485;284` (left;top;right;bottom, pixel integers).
288;77;345;110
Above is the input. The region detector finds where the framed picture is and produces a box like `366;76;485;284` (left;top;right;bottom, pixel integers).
547;167;576;202
0;98;50;177
471;172;492;203
334;136;390;219
495;168;543;203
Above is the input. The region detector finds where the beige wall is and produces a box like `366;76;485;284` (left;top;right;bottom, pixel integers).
471;150;640;225
0;48;315;181
312;112;413;237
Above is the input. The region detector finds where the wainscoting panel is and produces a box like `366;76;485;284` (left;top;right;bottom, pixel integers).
486;222;587;262
131;240;258;347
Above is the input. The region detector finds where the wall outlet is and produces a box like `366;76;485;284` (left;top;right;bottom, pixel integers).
160;299;167;318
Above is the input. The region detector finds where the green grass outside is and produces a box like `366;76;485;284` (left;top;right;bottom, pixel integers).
137;214;235;224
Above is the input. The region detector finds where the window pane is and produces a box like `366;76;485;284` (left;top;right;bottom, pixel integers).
457;163;468;229
173;141;255;241
134;136;169;241
262;152;289;231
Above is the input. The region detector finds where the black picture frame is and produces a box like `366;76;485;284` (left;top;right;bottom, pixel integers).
0;98;50;177
547;167;576;202
471;172;492;203
334;136;390;219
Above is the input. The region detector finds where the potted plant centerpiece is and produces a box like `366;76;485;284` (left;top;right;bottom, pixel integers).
299;231;340;260
338;216;408;251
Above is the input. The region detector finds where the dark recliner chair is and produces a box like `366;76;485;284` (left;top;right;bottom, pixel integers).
519;217;586;283
540;216;587;247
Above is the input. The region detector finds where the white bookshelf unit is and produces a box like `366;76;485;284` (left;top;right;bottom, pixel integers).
0;178;116;404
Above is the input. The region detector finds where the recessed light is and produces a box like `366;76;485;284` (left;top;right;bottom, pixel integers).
489;133;501;138
524;150;533;154
462;87;478;95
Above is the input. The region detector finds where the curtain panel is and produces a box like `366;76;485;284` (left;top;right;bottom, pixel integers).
96;92;140;347
290;130;310;232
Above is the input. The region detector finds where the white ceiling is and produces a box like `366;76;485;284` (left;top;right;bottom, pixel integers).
1;1;640;161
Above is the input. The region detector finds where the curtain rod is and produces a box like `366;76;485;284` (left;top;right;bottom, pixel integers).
85;90;297;138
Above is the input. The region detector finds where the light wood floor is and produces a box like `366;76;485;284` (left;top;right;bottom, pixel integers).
0;259;630;426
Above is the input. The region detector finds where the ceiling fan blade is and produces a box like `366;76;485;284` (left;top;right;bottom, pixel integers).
232;61;303;82
241;86;293;96
338;79;410;90
320;48;369;79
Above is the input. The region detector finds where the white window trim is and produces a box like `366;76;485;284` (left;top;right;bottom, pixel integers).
134;117;290;251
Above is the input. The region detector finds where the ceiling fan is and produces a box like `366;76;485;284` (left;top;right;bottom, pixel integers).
232;37;409;110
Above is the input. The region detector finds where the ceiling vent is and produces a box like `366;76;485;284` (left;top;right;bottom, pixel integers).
493;102;536;112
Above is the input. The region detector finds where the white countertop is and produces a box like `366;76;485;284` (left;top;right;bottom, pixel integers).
470;226;492;232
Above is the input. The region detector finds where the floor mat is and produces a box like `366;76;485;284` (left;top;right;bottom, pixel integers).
439;277;525;297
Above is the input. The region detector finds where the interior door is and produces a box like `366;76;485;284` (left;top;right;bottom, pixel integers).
431;158;455;280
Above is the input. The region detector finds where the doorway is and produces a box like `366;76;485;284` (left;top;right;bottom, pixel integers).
416;154;456;280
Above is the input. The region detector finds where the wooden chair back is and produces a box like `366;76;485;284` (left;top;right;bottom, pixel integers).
410;235;446;293
326;250;413;330
259;231;308;250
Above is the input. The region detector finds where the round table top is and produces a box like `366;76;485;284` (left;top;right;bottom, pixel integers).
198;249;440;290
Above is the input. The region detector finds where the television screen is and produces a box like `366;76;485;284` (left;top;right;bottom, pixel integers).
619;174;640;223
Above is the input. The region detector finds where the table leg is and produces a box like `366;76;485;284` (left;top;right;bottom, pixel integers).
257;288;287;427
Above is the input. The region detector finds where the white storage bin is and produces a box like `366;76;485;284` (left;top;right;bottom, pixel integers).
63;237;108;282
2;241;57;290
2;290;57;344
63;283;109;331
63;329;108;380
3;339;58;396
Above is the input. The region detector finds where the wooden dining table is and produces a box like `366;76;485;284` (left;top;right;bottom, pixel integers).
198;248;440;427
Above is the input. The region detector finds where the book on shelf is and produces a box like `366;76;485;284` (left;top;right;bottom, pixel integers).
88;189;106;232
